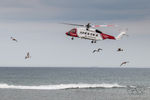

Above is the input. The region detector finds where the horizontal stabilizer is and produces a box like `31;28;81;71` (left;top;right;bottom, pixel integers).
115;31;127;40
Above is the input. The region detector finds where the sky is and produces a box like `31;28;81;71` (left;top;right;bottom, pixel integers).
0;0;150;67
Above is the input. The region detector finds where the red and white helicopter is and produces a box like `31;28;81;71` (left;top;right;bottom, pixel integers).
64;23;127;43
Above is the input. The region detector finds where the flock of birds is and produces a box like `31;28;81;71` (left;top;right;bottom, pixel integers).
10;36;128;66
10;36;31;59
92;47;129;67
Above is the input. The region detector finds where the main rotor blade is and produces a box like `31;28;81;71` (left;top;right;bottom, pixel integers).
61;23;84;27
92;24;117;28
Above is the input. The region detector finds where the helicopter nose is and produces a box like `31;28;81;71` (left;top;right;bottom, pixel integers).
66;32;68;35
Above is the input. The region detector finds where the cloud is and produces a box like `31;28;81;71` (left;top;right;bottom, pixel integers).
0;0;41;8
0;0;149;21
0;0;65;21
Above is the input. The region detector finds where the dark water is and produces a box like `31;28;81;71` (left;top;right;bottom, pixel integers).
0;67;149;100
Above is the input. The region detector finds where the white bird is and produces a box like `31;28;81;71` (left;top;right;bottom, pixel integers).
25;52;31;59
117;48;123;52
10;37;18;42
120;61;129;66
92;48;102;53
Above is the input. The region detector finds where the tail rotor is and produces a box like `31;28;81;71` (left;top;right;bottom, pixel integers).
116;28;128;40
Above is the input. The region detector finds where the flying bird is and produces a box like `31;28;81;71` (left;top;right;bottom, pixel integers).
10;37;18;42
120;61;129;66
92;48;102;53
25;52;31;59
117;48;123;52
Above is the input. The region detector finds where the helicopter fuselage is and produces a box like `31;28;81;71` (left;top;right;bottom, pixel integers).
66;27;116;42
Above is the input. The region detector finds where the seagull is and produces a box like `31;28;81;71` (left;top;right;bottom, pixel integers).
10;37;18;42
117;48;123;52
120;61;129;66
25;52;31;59
92;48;102;53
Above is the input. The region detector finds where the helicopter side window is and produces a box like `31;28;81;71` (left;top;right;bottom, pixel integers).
70;29;76;33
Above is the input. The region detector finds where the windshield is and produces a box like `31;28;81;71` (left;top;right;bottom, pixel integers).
69;29;76;33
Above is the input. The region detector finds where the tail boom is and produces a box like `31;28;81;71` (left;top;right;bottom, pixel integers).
115;31;127;40
100;30;127;40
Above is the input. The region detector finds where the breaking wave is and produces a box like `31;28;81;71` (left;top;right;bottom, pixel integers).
0;83;126;90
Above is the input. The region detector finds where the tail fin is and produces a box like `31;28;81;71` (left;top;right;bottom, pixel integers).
115;30;127;40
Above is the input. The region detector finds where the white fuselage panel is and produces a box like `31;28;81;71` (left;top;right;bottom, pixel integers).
76;28;103;41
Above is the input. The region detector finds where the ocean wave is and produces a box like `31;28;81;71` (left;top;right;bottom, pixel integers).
0;83;126;90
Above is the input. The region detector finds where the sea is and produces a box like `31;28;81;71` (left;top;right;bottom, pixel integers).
0;67;149;100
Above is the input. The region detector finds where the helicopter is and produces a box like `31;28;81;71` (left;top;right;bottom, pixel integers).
64;23;127;43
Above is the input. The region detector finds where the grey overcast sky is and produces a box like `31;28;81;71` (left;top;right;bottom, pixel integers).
0;0;150;67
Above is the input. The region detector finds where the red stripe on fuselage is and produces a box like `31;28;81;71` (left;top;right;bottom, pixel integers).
70;33;78;37
101;33;115;40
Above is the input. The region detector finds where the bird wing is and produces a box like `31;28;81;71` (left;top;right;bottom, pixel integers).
25;56;27;59
98;48;102;51
120;62;125;66
27;52;29;56
14;39;18;42
93;50;96;53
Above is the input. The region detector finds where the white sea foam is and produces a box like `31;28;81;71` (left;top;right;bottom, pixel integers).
0;83;125;90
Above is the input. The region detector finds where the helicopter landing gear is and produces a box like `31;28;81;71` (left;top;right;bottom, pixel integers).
91;40;96;43
71;37;74;40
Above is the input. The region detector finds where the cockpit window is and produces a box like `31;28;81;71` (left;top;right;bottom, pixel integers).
69;29;76;33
